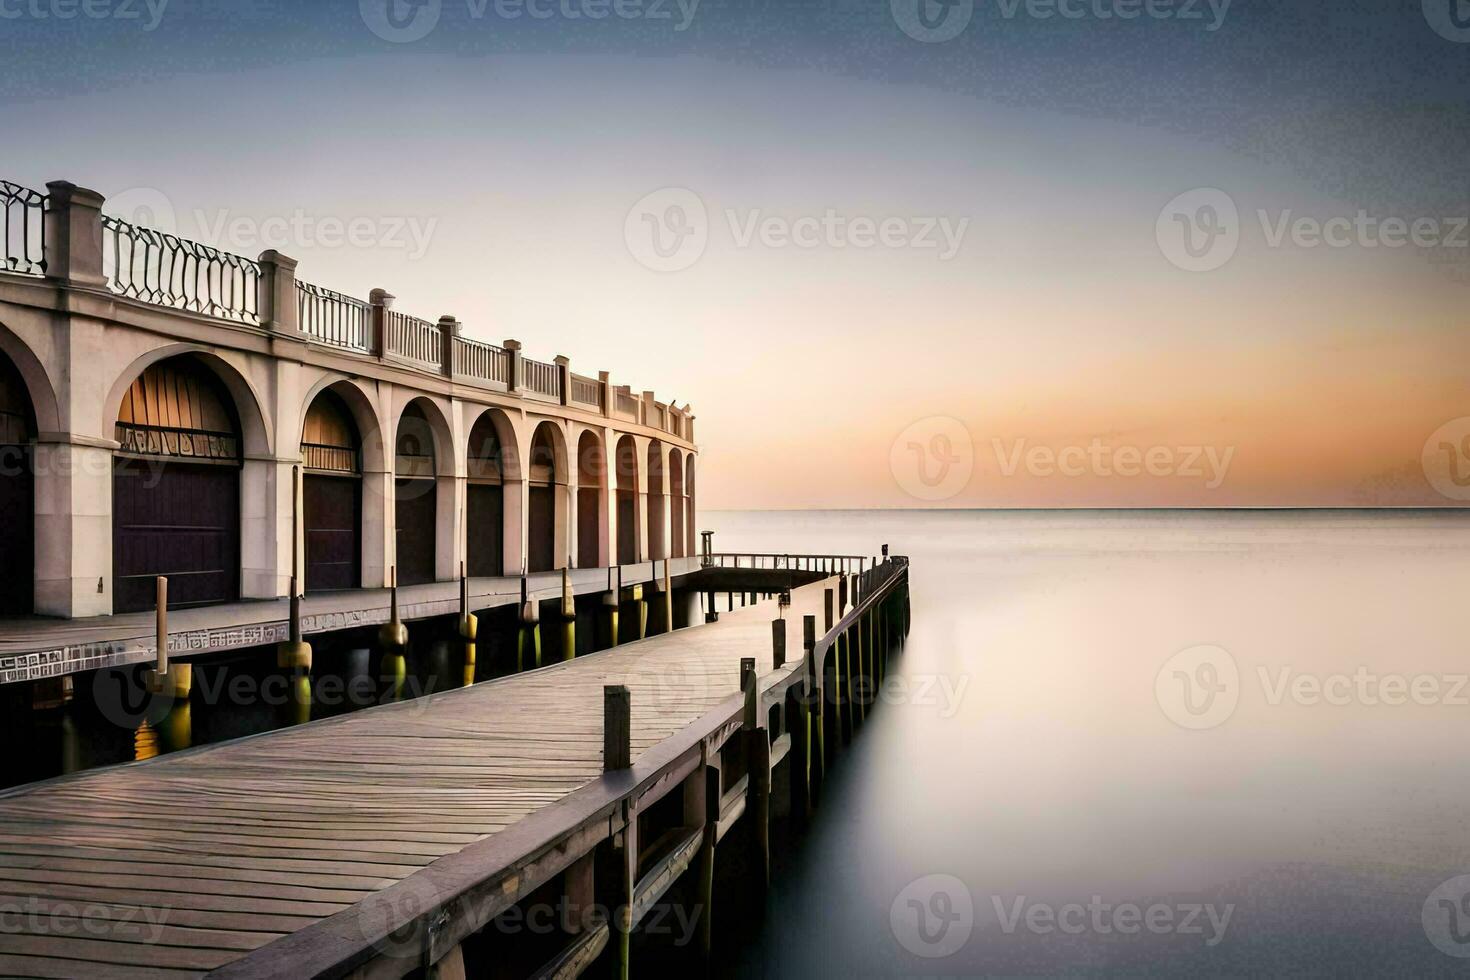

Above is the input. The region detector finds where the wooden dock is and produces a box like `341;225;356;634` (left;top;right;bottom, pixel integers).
0;558;910;979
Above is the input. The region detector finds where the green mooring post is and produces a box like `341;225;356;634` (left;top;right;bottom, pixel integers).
277;467;312;671
517;576;541;671
377;566;408;653
458;562;477;641
631;583;647;640
602;567;620;648
560;566;576;660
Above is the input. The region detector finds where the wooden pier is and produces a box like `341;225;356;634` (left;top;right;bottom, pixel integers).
0;556;910;979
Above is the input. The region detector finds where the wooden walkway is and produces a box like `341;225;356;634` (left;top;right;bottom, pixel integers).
0;576;850;979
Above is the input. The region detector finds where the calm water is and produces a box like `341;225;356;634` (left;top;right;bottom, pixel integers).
707;509;1470;978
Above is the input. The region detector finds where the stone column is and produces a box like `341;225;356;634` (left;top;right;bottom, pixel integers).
43;181;107;289
31;439;114;617
257;250;300;334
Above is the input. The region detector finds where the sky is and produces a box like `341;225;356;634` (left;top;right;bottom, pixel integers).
2;0;1468;508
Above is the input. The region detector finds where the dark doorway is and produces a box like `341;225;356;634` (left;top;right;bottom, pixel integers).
0;352;34;616
395;478;436;586
577;487;600;568
528;485;555;573
468;483;504;578
617;492;637;566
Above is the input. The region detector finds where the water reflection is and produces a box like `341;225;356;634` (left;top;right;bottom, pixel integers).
709;509;1470;978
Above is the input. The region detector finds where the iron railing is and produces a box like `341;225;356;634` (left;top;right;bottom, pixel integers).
114;422;240;462
297;281;373;352
301;442;359;474
1;181;45;276
102;215;261;324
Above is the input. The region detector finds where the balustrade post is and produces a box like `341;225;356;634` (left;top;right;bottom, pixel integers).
598;371;613;418
43;181;106;288
368;288;393;358
503;338;522;392
438;315;460;378
257;250;300;334
554;355;571;406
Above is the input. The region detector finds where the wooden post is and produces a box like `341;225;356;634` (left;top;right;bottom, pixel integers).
771;618;786;669
603;685;631;771
279;467;313;671
744;655;771;891
561;566;576;660
603;567;620;648
378;566;408;651
154;576;168;676
804;614;824;793
458;561;477;640
517;576;541;671
663;558;674;634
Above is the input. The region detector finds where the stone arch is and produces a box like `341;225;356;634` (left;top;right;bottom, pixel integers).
105;344;272;459
0;320;59;435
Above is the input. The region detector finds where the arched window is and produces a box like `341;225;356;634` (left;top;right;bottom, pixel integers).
576;430;604;569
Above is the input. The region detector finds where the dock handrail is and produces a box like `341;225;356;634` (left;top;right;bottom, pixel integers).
706;552;871;573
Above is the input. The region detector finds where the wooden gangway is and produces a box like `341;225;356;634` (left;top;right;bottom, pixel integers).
0;558;910;979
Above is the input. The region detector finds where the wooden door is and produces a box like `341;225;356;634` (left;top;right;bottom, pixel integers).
113;460;240;613
304;474;360;591
577;487;600;568
617;490;637;565
528;485;555;573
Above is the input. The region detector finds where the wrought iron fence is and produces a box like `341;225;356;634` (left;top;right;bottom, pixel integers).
1;181;46;276
385;309;442;365
570;373;601;409
297;281;373;352
454;336;511;384
102;214;260;324
523;356;561;399
302;442;359;474
114;422;240;462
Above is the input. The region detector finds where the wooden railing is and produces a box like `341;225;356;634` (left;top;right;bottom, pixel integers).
454;336;511;385
706;552;872;573
570;373;601;409
614;388;639;420
296;280;373;352
522;356;561;399
385;309;441;366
